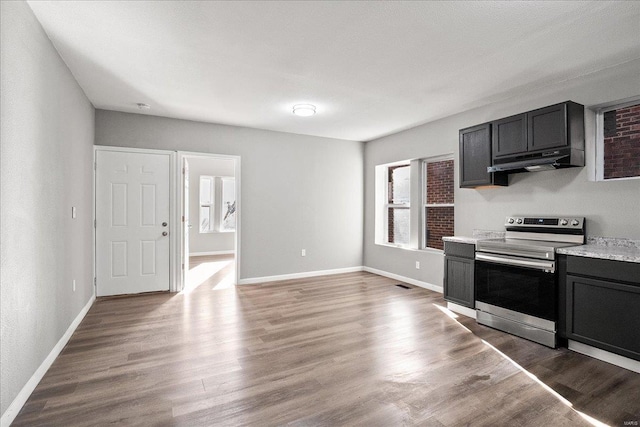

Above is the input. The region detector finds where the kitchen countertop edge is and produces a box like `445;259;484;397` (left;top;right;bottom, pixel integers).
557;237;640;263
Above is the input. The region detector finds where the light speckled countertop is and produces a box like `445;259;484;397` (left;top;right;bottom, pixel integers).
442;230;505;245
556;237;640;263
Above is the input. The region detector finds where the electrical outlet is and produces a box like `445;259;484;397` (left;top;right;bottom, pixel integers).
415;261;420;269
301;249;306;257
72;279;76;292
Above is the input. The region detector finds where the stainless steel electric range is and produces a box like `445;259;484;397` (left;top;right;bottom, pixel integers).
474;216;585;348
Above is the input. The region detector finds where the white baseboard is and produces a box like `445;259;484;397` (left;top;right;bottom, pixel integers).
568;340;640;374
237;266;364;285
190;250;235;256
363;266;443;293
447;302;477;319
1;294;96;427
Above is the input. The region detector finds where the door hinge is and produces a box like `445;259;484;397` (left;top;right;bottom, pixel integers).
94;277;97;287
182;263;184;270
182;215;184;222
94;162;97;171
94;219;97;228
182;167;185;174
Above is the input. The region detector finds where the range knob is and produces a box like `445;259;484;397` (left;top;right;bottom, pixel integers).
516;218;523;224
507;218;515;224
560;219;568;226
571;219;580;226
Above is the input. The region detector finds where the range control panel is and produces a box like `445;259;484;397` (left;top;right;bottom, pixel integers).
505;216;585;228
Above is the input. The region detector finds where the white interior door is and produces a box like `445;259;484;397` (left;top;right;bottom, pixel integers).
183;158;190;277
96;150;171;296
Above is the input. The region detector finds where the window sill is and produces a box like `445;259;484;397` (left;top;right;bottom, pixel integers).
598;175;640;182
375;242;444;255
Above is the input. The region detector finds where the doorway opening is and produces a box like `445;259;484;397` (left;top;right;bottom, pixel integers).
179;152;240;293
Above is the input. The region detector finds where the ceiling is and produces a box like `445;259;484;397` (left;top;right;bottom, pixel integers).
27;1;640;141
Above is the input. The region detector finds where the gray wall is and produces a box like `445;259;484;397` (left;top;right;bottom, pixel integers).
95;110;365;280
187;156;235;254
364;59;640;287
1;1;95;416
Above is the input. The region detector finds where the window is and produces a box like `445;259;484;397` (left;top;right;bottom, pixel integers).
199;176;214;233
375;155;454;251
423;159;454;250
596;99;640;181
220;177;236;232
199;176;236;233
386;164;410;245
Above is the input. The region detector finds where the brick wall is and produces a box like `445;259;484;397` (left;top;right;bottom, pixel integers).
603;104;640;179
426;160;454;204
388;207;395;243
426;160;454;250
426;206;454;250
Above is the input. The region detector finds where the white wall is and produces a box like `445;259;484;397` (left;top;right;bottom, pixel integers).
364;59;640;288
1;1;95;417
187;156;235;254
95;110;365;280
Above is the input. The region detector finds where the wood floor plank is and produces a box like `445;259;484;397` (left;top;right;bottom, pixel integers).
11;256;640;426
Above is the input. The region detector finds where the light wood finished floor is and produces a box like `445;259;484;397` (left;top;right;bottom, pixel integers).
13;257;640;426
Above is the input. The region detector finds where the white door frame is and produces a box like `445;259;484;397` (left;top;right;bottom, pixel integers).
176;151;241;291
93;146;178;292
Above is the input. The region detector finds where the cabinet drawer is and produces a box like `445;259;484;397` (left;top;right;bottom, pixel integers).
444;241;475;258
566;274;640;361
567;256;640;285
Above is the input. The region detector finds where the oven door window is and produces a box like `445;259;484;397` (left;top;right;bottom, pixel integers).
475;261;556;321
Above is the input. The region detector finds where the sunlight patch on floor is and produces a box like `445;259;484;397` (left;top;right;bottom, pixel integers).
433;303;610;427
481;339;609;427
182;260;233;294
212;269;235;290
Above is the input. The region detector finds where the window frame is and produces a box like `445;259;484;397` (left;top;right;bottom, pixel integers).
384;163;411;247
421;156;455;251
374;154;454;252
595;97;640;182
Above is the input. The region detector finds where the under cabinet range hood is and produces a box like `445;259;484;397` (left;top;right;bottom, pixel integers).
485;101;585;175
488;148;585;173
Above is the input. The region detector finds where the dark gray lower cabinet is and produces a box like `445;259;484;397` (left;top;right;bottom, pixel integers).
443;242;475;308
565;256;640;361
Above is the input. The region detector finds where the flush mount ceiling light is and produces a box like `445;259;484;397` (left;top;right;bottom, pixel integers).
136;103;151;110
292;104;316;117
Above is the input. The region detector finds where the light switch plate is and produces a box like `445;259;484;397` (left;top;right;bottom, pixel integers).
72;206;76;219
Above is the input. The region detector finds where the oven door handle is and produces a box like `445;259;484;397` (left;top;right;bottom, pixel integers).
475;253;555;273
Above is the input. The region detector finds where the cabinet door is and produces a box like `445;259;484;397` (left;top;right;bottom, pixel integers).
444;256;474;308
527;103;567;152
492;114;527;158
566;274;640;361
459;124;507;187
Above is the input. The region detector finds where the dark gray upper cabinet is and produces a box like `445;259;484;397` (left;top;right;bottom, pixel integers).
527;103;567;152
492;114;527;158
491;101;584;163
459;123;508;188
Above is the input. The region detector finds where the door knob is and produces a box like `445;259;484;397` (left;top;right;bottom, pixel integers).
162;231;168;236
162;222;167;227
